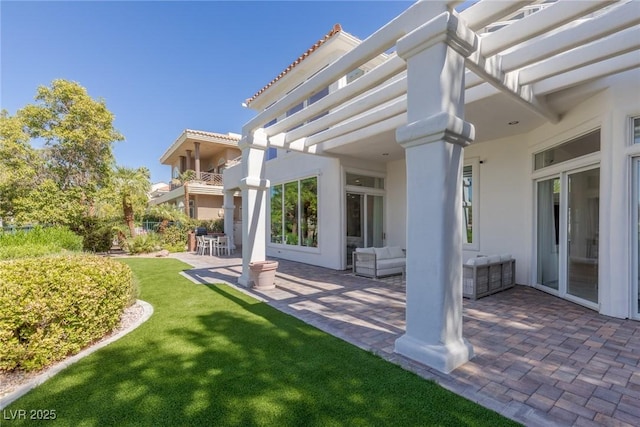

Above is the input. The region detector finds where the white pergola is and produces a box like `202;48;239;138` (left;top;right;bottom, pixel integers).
235;0;640;373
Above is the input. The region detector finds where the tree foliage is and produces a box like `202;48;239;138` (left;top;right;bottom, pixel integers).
0;80;127;229
0;112;42;218
113;166;151;237
19;79;123;195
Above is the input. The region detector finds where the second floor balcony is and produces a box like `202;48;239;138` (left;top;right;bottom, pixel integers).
170;171;224;190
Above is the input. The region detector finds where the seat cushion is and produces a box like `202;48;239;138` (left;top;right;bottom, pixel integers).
356;247;375;255
374;247;391;259
387;246;405;258
378;258;406;269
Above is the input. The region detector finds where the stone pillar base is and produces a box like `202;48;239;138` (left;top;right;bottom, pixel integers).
395;334;473;374
237;274;251;287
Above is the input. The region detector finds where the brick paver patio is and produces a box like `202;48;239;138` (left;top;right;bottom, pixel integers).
175;253;640;427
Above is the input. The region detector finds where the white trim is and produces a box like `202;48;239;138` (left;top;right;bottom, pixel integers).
268;174;320;249
533;163;602;312
531;152;601;181
631;157;639;319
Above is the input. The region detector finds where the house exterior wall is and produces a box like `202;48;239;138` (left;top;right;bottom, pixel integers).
195;194;224;220
463;135;531;285
265;152;343;270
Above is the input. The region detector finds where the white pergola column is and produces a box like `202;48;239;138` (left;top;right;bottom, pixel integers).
223;190;236;251
238;130;269;286
394;11;477;374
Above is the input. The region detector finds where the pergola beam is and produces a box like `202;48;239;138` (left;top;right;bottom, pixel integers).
304;96;407;147
264;55;405;137
459;0;533;31
534;51;640;95
480;1;615;57
519;27;640;85
501;1;640;71
466;41;560;123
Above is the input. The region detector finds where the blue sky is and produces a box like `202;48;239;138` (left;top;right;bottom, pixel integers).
2;0;417;183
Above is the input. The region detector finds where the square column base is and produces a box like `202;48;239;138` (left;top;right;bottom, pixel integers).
237;274;251;288
395;334;473;374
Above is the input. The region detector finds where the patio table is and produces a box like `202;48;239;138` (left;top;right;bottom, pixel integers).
202;236;217;256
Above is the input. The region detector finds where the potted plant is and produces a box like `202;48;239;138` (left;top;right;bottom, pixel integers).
249;260;279;290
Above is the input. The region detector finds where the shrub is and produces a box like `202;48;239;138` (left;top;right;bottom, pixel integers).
0;255;137;371
0;226;83;260
159;224;188;252
125;233;161;254
71;217;114;253
200;219;224;234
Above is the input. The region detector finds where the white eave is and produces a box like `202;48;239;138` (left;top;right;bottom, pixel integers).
245;27;388;112
159;129;241;165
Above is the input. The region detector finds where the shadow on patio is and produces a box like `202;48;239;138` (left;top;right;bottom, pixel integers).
175;253;640;427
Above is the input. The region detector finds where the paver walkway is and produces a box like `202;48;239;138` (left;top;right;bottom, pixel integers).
174;253;640;427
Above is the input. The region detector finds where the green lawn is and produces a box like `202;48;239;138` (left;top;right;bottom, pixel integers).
5;258;518;426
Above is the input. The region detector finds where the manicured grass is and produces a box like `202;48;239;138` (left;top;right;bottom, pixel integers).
5;258;519;426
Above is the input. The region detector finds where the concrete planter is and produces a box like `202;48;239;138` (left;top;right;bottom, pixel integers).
249;260;279;290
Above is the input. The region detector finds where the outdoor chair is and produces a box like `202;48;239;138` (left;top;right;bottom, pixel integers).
212;235;230;256
196;235;210;255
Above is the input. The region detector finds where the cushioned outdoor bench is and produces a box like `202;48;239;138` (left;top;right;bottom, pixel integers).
352;246;406;279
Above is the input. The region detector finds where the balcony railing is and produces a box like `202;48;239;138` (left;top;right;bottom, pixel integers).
170;172;224;190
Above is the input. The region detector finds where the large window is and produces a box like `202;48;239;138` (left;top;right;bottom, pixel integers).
271;177;318;247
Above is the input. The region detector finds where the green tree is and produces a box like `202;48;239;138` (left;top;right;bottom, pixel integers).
113;166;150;237
146;204;192;233
13;179;84;225
18;79;123;215
0;111;43;220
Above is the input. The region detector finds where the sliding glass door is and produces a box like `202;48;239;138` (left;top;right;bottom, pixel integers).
536;168;600;307
634;159;640;319
537;178;560;290
567;169;599;303
345;193;384;266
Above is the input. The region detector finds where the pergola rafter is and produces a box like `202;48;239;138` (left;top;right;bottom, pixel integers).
242;0;638;154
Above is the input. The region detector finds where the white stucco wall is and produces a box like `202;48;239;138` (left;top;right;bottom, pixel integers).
463;136;531;285
386;159;407;249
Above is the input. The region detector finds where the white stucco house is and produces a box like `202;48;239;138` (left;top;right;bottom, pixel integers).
223;0;640;373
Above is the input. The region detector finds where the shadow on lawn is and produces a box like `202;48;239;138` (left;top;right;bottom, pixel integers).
6;264;514;427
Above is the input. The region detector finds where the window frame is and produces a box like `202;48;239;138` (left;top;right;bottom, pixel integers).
269;175;319;249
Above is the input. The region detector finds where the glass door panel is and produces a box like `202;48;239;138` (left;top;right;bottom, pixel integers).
537;178;560;290
367;195;384;248
345;193;384;266
637;160;640;316
346;193;363;266
567;169;599;303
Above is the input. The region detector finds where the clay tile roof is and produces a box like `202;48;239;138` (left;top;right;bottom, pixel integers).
245;23;343;106
185;129;241;142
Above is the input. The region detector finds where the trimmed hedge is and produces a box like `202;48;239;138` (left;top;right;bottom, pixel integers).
0;255;137;371
0;226;83;260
